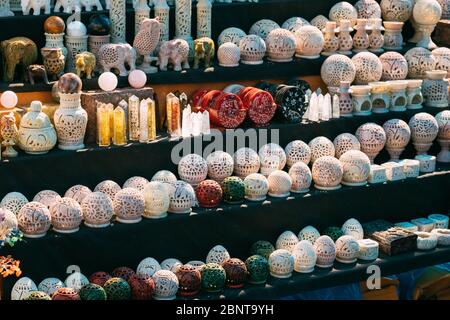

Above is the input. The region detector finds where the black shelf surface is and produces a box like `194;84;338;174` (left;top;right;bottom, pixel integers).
0;106;445;198
3;165;450;299
195;247;450;300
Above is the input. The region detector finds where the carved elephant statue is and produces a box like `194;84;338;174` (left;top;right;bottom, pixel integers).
98;43;137;76
54;0;81;13
75;51;96;79
157;39;190;72
27;64;49;84
193;37;215;69
80;0;103;11
1;37;38;82
21;0;51;15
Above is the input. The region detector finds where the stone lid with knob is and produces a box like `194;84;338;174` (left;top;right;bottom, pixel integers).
20;101;53;129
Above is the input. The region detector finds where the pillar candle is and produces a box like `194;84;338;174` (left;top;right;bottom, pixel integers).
107;103;114;143
97;103;111;147
332;94;340;118
128;95;140;141
308;92;319;122
139;99;149;143
197;0;212;38
166;93;181;137
113;106;127;146
147;98;156;141
317;94;324;121
202;110;210;134
182;103;192;137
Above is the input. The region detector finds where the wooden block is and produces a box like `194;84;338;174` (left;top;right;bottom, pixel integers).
370;227;417;256
433;20;450;47
80;88;156;144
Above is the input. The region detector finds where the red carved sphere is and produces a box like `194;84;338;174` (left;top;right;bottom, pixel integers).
89;271;112;287
195;180;223;208
128;273;155;300
175;264;202;296
52;287;81;300
111;266;136;282
222;258;248;288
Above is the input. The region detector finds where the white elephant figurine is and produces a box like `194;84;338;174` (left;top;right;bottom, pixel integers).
98;43;137;76
54;0;81;13
80;0;103;11
157;39;190;72
21;0;51;15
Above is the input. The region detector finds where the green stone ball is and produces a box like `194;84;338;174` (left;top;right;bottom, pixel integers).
250;240;275;260
103;277;131;300
201;263;226;293
222;176;245;204
323;226;344;242
245;255;269;285
79;283;107;300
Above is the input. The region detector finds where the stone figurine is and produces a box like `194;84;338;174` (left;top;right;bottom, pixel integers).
27;64;49;84
98;43;137;76
193;37;214;69
157;38;190;71
1;37;38;82
41;47;66;80
75;51;96;79
54;0;81;13
80;0;103;11
1;113;19;158
21;0;51;15
133;18;161;73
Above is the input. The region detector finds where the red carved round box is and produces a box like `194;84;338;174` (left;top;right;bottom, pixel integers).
89;271;112;287
195;180;223;208
128;273;155;300
222;258;248;288
175;264;202;296
111;266;136;282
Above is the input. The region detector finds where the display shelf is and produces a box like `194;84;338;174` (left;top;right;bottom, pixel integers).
195;247;450;300
0;106;446;198
3;164;449;299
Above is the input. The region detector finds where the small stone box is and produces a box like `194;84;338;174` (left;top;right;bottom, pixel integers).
398;159;420;178
80;87;156;144
394;221;419;232
415;155;436;173
381;162;405;181
411;218;435;232
368;164;387;184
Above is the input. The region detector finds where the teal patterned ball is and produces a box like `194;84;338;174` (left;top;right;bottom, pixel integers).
250;240;275;260
245;255;269;285
323;226;344;242
103;277;131;300
79;283;107;300
201;263;226;292
222;177;245;204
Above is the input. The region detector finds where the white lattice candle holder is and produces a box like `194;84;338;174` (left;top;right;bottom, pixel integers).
89;35;111;72
65;35;88;72
45;33;68;60
383;21;404;50
110;0;126;43
197;0;211;39
406;79;424;109
155;0;170;44
135;0;150;36
175;0;192;39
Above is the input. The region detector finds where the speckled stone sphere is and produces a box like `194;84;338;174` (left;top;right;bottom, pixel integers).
57;73;82;94
44;16;66;34
79;283;107;300
103;277;131;300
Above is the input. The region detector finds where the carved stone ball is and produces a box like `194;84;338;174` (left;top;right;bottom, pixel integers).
58;73;82;94
44;16;65;34
88;14;111;36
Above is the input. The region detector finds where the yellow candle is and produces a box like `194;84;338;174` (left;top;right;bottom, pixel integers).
166;93;180;137
148;98;156;141
107;103;114;143
128;95;140;141
97;104;110;147
113;106;127;146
